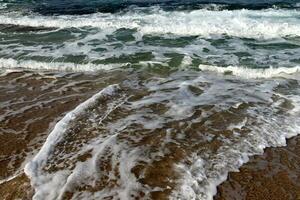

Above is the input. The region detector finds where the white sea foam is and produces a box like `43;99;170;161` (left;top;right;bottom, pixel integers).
199;64;300;79
23;70;300;200
2;4;300;200
24;84;121;199
0;58;122;72
172;114;300;200
0;8;299;38
136;73;300;200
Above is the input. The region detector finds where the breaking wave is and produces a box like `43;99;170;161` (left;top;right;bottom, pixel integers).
199;64;300;79
0;58;122;72
0;8;299;39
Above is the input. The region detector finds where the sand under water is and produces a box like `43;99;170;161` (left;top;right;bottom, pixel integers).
0;67;300;200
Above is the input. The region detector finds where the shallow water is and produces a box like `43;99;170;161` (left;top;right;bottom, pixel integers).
0;0;300;199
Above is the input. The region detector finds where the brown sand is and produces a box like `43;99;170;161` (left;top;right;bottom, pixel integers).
215;136;300;200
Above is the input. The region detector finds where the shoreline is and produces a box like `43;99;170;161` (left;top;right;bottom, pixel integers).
2;134;299;200
0;70;299;199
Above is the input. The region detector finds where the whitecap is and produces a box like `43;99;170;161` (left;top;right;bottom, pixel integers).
0;8;299;39
199;64;300;79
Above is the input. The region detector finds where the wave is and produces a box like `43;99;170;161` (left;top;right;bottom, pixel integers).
199;64;300;78
1;58;300;79
0;8;299;39
0;58;123;72
24;84;122;199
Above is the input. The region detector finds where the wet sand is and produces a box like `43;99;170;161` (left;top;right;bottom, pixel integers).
215;136;300;200
0;70;99;199
0;70;300;200
0;70;128;199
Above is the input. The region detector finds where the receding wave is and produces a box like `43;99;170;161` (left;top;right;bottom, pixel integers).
24;84;123;199
0;8;299;38
23;70;300;200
